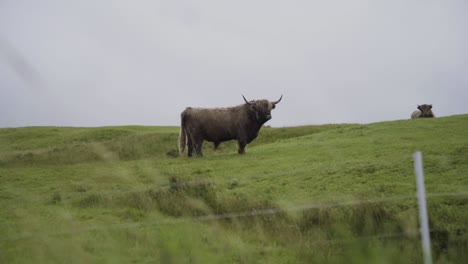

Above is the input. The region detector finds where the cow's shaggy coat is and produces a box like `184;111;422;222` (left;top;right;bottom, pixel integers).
179;96;282;157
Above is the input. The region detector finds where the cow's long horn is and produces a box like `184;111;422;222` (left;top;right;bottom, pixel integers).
242;95;251;105
271;95;283;105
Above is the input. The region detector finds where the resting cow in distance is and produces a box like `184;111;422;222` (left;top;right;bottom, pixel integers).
411;104;435;119
179;95;282;157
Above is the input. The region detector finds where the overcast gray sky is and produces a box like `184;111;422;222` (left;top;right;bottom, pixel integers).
1;0;467;127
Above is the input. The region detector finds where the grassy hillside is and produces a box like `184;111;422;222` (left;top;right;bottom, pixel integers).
1;115;467;263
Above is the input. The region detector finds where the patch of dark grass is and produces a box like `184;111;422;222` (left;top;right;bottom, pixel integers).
160;177;292;236
118;190;158;211
48;192;62;205
227;179;240;190
166;149;179;158
118;208;146;221
150;176;218;217
92;176;294;238
216;195;293;237
75;193;108;208
16;152;35;162
348;201;397;236
74;185;88;193
299;201;400;239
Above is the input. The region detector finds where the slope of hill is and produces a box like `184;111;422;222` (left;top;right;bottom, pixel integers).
1;115;467;263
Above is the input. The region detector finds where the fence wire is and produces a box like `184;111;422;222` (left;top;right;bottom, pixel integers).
2;191;467;242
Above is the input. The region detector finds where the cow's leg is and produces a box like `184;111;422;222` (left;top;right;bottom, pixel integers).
187;137;194;157
195;138;204;156
238;140;246;155
214;142;220;150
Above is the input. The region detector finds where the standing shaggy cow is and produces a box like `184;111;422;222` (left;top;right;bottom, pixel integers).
179;95;282;157
411;104;435;119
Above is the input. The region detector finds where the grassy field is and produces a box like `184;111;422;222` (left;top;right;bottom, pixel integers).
1;115;467;263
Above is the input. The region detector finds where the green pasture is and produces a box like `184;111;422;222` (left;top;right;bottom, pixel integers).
1;115;467;263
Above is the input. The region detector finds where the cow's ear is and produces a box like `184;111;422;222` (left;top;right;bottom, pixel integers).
429;104;432;109
417;105;421;110
271;103;276;109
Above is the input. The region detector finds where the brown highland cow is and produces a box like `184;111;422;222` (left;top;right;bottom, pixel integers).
179;95;282;157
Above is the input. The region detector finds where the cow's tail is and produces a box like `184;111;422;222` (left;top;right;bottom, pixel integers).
178;111;187;155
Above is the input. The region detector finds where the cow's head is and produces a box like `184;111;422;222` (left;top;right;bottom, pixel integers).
417;104;432;115
243;95;282;123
